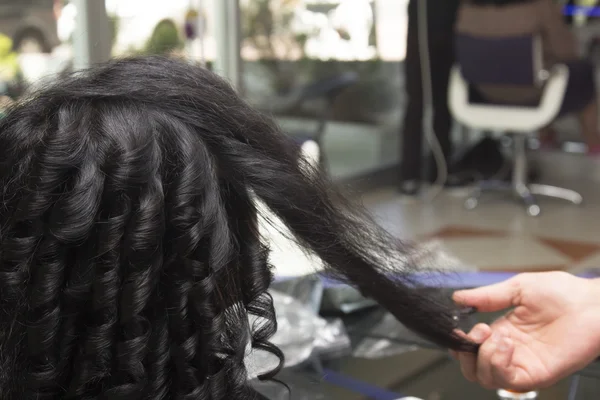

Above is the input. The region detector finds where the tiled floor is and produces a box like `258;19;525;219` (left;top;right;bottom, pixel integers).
265;150;600;400
364;151;600;274
266;150;600;278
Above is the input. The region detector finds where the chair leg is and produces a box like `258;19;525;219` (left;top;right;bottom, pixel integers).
464;134;582;216
529;184;583;205
464;181;541;216
568;374;581;400
314;136;328;175
464;180;511;210
515;185;541;217
512;135;528;190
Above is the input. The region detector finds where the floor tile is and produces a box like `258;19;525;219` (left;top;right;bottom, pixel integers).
268;151;600;277
538;237;600;262
570;251;600;274
423;225;506;240
436;236;571;271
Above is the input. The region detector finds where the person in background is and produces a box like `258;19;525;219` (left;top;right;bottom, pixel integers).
456;0;600;155
564;0;575;24
400;0;464;196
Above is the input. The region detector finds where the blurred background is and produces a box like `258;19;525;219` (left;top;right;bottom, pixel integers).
2;0;600;399
0;0;408;179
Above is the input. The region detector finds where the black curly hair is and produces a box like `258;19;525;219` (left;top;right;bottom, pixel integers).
0;56;476;399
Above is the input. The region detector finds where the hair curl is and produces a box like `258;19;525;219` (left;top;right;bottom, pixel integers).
0;56;475;399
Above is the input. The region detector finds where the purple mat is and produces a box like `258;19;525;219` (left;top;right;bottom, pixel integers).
276;269;600;289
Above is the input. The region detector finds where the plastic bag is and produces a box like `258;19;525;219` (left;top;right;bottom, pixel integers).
245;290;351;379
352;312;427;359
349;240;478;359
251;369;328;400
352;290;478;359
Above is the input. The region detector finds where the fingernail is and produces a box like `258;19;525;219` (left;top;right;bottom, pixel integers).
471;328;484;342
452;291;464;301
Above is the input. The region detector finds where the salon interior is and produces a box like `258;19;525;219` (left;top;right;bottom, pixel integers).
2;0;600;399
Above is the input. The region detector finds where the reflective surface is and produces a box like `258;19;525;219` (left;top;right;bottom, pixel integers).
497;389;539;400
0;0;219;109
240;0;408;179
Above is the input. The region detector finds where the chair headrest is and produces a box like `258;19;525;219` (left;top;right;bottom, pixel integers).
456;34;542;86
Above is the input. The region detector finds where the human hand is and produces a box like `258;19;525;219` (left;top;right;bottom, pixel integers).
450;271;600;391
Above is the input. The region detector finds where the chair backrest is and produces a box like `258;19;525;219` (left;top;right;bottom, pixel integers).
455;34;544;87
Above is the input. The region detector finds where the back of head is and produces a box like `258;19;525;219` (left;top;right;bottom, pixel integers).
0;56;475;399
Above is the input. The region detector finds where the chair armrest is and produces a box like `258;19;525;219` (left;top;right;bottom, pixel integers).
537;64;569;116
448;65;569;132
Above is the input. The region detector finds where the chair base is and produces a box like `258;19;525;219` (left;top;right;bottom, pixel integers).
463;134;582;217
464;181;583;217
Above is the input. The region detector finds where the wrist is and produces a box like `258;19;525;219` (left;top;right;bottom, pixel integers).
584;278;600;355
584;277;600;307
589;277;600;299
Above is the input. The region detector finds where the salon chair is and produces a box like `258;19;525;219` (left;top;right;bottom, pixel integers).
268;72;359;171
448;34;583;216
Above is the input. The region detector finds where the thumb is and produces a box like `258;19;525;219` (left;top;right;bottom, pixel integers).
453;277;521;312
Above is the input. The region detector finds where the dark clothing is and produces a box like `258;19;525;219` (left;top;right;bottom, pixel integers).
456;0;594;117
470;60;595;116
559;60;595;115
457;0;577;105
407;0;460;33
564;0;575;24
401;0;459;182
